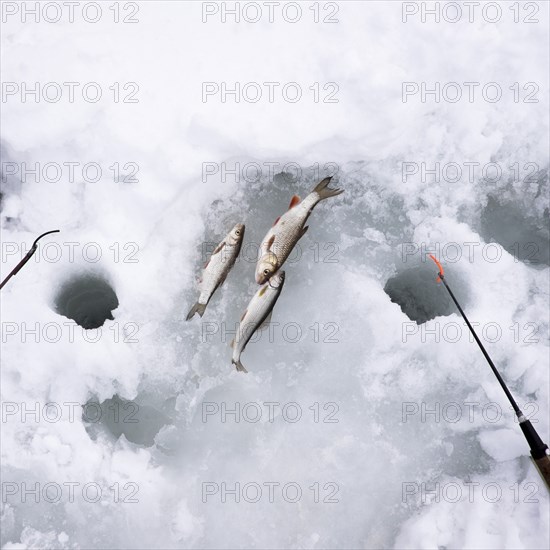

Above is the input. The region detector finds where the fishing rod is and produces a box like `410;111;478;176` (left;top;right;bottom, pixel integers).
0;230;60;290
429;254;550;490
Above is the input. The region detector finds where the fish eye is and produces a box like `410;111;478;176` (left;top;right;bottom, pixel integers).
263;269;270;275
235;230;240;235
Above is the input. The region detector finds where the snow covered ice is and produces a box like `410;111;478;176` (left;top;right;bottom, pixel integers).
1;1;549;549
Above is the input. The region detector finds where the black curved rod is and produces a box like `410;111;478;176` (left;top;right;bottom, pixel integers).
0;230;60;290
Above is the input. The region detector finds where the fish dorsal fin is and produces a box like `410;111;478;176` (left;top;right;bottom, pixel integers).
288;195;300;209
240;309;248;322
212;241;225;255
266;234;275;251
258;310;272;331
273;216;280;226
230;338;235;348
203;259;209;269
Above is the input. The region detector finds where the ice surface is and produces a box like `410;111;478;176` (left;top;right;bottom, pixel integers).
1;2;549;549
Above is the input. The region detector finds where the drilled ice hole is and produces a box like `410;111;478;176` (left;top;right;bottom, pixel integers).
480;196;549;266
384;264;469;324
83;395;170;447
55;273;119;329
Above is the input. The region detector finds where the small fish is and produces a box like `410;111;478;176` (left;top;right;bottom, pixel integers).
186;223;245;320
255;177;343;284
231;270;286;373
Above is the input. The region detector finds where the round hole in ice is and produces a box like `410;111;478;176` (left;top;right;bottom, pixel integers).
480;196;549;266
384;265;468;324
83;395;170;447
54;274;119;329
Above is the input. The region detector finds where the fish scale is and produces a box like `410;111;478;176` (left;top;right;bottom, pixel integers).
262;194;318;261
231;271;286;373
255;177;343;284
186;223;245;320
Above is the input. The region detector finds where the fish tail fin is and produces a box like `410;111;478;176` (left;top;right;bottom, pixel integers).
232;359;248;373
313;176;344;201
186;302;207;321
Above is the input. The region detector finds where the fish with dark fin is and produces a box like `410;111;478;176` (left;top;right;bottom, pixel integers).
255;177;343;284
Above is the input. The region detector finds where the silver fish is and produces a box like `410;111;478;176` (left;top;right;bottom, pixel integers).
255;177;343;284
186;223;245;320
231;270;286;373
